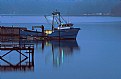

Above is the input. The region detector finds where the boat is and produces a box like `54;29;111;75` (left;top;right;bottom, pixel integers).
45;11;80;40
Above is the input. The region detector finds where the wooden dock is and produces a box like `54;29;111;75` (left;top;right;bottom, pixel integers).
0;44;34;71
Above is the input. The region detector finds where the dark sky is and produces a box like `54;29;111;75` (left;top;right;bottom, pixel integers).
0;0;121;15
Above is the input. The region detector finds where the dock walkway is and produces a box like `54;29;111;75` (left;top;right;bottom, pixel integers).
0;44;34;71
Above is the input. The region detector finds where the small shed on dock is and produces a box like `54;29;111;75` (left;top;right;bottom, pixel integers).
0;26;27;36
0;26;27;41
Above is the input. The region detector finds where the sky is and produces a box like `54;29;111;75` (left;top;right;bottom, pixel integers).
0;0;121;15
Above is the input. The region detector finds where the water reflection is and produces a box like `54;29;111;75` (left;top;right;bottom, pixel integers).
44;40;80;67
18;40;80;67
0;42;34;72
0;39;80;72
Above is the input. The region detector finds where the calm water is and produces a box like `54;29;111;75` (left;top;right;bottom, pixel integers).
0;16;121;79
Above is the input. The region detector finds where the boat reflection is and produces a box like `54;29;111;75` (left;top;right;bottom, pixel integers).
0;40;80;69
45;40;80;67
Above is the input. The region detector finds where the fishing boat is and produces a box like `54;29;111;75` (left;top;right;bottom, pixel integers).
45;11;80;40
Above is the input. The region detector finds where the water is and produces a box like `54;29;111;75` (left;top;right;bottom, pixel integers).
0;16;121;79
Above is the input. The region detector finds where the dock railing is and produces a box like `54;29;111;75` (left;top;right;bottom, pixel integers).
0;44;34;49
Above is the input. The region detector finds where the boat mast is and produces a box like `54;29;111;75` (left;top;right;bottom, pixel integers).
52;14;54;31
52;10;61;30
58;12;61;26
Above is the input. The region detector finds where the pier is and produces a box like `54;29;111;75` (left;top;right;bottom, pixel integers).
0;44;34;71
0;26;43;41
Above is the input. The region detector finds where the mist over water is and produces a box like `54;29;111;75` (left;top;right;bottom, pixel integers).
0;16;121;79
0;16;121;23
0;1;121;79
